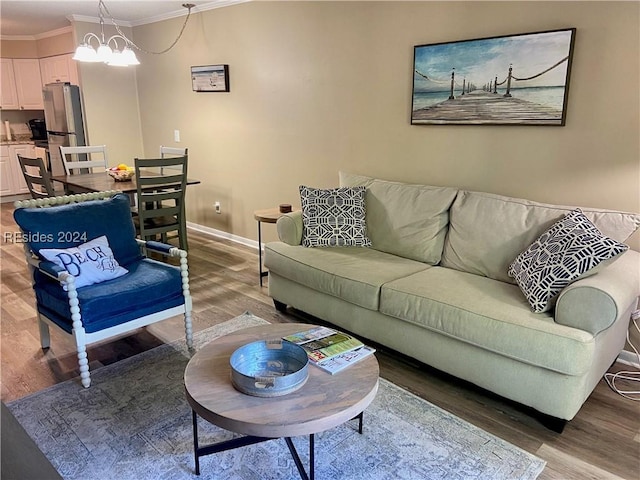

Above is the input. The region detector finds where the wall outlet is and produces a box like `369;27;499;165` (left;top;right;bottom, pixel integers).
174;129;180;142
214;201;221;214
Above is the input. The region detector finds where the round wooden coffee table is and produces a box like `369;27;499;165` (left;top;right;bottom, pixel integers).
184;323;379;479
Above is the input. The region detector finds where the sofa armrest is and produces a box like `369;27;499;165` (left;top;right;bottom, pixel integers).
276;211;303;246
555;250;639;335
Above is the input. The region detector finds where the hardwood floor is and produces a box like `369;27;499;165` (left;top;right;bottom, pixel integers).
1;202;638;479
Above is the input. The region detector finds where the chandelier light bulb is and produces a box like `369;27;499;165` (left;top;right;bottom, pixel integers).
107;49;130;67
96;43;113;63
121;47;140;66
72;44;101;63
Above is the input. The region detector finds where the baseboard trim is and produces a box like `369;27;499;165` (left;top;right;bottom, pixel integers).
186;221;259;250
617;350;640;369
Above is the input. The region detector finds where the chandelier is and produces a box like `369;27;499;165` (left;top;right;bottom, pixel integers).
73;1;194;67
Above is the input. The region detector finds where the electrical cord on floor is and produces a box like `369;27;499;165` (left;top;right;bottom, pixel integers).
604;310;640;401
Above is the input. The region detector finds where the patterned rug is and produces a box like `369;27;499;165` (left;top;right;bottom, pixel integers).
7;312;546;480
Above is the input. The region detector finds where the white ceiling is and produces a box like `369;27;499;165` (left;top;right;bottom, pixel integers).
0;0;239;38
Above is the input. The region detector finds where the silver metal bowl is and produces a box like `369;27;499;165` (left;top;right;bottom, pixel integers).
230;339;309;397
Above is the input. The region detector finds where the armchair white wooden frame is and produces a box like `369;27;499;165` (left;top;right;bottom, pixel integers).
14;191;194;388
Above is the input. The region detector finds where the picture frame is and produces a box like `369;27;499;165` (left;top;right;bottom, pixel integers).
191;64;230;92
411;28;576;126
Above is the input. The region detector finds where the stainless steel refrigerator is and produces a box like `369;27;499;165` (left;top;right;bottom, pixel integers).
43;83;86;176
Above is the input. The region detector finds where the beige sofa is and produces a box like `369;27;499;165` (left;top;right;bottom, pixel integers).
264;172;640;430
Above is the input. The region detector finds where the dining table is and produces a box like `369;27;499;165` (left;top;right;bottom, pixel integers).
50;171;201;196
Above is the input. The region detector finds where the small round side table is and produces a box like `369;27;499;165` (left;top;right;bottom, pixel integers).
253;207;298;286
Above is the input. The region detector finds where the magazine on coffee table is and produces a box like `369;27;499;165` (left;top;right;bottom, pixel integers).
282;326;370;370
316;345;376;375
303;335;364;363
282;326;337;345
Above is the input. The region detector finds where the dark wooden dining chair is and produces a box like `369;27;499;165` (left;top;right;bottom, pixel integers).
133;155;189;250
17;154;56;199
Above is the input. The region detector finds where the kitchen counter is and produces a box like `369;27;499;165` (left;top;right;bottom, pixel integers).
1;134;35;145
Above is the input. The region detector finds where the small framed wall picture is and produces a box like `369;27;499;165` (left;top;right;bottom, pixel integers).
191;64;230;92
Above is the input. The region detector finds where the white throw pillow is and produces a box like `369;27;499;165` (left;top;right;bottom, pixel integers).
508;209;628;313
299;185;371;247
40;235;128;290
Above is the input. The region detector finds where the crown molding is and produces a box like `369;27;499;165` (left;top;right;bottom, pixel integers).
67;0;252;28
1;25;73;41
35;26;74;40
128;0;251;27
1;0;251;41
68;14;133;28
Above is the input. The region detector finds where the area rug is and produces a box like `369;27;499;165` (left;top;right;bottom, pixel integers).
7;312;546;480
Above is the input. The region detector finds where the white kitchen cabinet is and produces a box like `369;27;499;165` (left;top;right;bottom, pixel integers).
0;143;34;196
13;59;44;109
0;145;15;195
40;54;79;86
0;59;20;109
0;58;44;110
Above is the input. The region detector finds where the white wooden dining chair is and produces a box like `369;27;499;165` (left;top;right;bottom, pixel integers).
59;145;108;175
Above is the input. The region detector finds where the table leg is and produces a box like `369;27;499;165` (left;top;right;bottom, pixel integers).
190;410;363;478
257;220;269;286
257;220;263;286
310;434;315;480
285;434;314;480
191;409;272;475
192;410;200;475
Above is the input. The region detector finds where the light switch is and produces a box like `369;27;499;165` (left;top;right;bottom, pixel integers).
174;130;180;142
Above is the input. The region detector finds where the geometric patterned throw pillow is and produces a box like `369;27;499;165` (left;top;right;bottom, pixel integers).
508;209;628;313
299;185;371;247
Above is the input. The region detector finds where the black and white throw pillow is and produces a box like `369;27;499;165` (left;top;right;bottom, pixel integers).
508;209;628;313
299;185;371;247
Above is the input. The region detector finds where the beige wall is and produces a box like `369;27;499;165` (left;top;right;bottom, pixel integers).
113;1;639;249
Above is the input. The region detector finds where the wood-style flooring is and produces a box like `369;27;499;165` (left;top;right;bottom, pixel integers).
1;202;638;479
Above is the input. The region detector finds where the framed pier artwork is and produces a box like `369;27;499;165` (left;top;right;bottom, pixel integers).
411;28;576;126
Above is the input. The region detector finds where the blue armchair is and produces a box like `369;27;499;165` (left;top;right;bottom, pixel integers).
13;192;194;388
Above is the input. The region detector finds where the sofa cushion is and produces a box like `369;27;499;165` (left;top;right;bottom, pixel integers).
339;172;458;264
509;209;629;313
299;185;371;247
379;267;594;376
441;190;640;284
265;241;429;310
